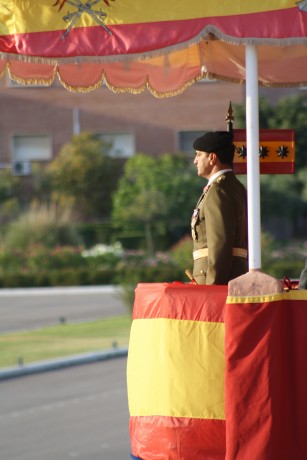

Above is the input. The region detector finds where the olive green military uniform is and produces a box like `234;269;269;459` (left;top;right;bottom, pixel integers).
191;171;248;285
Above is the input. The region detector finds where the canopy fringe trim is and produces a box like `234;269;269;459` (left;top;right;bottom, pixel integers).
8;63;56;86
3;60;307;94
57;68;204;97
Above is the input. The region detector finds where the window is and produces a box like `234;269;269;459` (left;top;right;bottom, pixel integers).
178;131;205;154
11;135;52;175
12;135;52;162
98;133;135;158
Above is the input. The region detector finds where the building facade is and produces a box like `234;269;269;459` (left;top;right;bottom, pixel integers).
0;74;301;176
0;77;243;173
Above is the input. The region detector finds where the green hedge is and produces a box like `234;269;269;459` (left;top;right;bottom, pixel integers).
0;267;116;288
0;243;187;288
0;265;186;288
263;259;304;280
0;243;303;288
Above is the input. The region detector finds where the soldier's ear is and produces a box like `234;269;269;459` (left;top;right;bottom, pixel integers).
209;152;217;164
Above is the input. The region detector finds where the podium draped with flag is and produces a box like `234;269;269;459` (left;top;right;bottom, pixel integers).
127;283;307;460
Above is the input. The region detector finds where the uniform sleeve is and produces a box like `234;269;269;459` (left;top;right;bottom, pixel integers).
204;184;235;284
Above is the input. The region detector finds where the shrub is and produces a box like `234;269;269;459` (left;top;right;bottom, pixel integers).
0;242;125;288
169;235;194;276
260;236;307;280
0;267;116;288
0;245;85;272
265;260;304;280
28;245;85;271
2;203;81;250
115;251;185;312
81;242;124;269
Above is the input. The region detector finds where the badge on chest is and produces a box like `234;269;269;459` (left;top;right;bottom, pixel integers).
191;208;200;240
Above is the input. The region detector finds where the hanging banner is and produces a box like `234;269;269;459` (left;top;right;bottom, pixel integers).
233;129;295;174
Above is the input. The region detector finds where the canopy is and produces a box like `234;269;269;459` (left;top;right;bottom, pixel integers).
0;1;307;95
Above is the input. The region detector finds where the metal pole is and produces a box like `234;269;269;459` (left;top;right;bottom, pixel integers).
245;45;261;270
73;107;80;135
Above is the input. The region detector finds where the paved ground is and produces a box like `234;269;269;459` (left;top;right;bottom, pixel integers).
0;286;133;459
0;357;131;460
0;286;128;333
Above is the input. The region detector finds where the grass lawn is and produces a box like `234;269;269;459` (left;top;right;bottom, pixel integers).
0;315;132;369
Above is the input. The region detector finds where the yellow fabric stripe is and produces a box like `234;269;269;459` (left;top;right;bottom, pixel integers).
127;318;225;420
0;0;295;35
108;0;294;24
227;289;307;304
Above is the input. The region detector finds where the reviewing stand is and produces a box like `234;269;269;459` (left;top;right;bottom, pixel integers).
127;278;307;460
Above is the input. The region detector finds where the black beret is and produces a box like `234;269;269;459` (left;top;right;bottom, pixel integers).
193;131;234;153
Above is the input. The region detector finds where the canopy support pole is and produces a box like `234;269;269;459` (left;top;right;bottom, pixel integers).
229;47;283;295
245;45;261;270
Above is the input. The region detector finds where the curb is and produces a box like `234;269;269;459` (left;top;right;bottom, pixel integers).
0;285;121;297
0;347;128;381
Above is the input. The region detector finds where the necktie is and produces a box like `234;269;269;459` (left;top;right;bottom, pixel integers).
203;184;210;193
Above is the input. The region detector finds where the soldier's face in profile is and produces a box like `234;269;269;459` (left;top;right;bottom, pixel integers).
194;151;213;179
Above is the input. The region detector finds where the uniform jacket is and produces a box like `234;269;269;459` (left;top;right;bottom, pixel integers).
191;171;248;285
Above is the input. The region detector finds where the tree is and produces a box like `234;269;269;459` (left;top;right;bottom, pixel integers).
0;169;22;224
112;153;203;251
48;132;121;220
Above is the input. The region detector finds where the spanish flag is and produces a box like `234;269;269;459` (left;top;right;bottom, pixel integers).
0;1;306;58
127;283;307;459
127;283;228;459
1;1;307;93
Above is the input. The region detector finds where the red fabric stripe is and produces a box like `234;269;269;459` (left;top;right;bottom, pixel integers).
234;129;295;142
220;7;307;40
133;283;227;322
225;297;307;460
233;162;295;174
0;19;208;57
130;415;226;460
0;8;306;58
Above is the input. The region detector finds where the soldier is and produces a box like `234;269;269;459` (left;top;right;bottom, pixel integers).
191;131;248;285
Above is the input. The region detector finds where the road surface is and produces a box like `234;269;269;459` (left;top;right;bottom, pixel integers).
0;357;131;460
0;286;128;333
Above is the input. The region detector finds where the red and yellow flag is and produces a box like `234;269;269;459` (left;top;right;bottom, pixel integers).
0;1;306;57
127;283;307;459
233;129;295;174
0;1;307;93
127;283;227;459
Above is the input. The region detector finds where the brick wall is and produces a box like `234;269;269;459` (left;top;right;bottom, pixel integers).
0;76;300;165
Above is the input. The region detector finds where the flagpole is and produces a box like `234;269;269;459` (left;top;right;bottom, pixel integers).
245;45;261;270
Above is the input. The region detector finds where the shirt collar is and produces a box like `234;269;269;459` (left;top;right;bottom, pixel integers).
207;169;232;186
